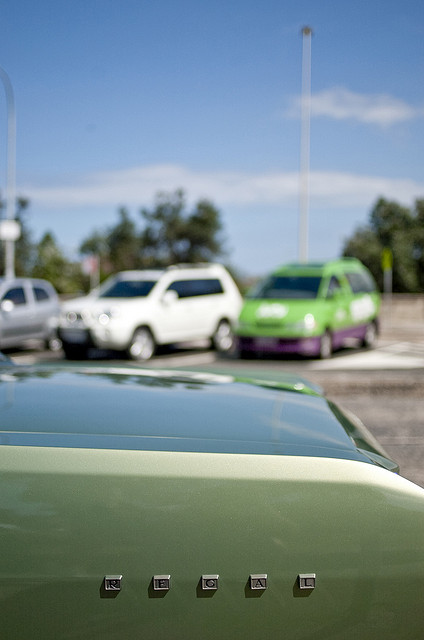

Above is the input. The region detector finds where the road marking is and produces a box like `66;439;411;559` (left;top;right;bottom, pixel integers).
383;341;424;355
311;343;424;370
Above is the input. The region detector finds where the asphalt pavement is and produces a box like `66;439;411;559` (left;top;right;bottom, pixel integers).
302;312;424;489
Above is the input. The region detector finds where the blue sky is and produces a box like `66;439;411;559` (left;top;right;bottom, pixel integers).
0;0;423;276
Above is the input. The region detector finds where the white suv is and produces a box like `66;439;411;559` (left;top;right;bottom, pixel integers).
59;264;243;360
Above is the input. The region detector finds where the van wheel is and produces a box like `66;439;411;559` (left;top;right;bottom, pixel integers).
212;320;234;353
319;331;332;359
127;328;156;361
362;322;378;349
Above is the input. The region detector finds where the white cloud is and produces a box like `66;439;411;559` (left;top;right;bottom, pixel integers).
22;163;424;212
288;87;424;126
308;171;423;206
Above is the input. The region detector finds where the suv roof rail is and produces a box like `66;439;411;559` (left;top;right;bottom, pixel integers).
166;263;219;271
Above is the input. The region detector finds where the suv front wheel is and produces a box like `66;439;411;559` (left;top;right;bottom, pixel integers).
127;327;156;361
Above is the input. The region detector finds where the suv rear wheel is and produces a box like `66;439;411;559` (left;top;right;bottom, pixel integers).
62;342;88;360
127;327;156;361
212;319;234;353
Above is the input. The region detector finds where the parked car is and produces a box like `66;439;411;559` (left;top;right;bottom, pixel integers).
59;263;243;360
236;258;380;358
1;360;424;639
0;277;60;351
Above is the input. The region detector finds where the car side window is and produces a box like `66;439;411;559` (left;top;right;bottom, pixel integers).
33;286;50;302
2;286;27;306
167;278;224;299
345;272;376;294
326;276;342;298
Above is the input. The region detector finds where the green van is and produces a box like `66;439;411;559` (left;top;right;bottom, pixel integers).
236;258;381;359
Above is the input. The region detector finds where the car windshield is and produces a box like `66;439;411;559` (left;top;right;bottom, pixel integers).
99;279;157;298
248;275;322;300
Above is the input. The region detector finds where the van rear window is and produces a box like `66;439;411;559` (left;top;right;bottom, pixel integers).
248;276;322;300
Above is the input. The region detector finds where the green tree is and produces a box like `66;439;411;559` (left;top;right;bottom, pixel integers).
79;189;226;275
32;232;85;294
80;208;141;276
79;230;110;281
182;198;223;262
139;189;225;267
108;207;141;271
370;198;413;246
343;197;424;293
139;189;187;267
79;231;109;260
412;199;424;291
14;198;35;275
342;226;384;289
0;195;94;292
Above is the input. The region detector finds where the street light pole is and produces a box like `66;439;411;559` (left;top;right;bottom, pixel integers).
298;26;312;263
0;66;17;278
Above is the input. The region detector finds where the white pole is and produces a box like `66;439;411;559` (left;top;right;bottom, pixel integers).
298;26;312;263
0;67;16;278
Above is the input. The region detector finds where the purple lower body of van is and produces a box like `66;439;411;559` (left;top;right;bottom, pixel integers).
238;323;371;357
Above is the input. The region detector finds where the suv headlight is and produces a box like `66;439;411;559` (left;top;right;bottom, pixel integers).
63;310;84;324
96;308;121;325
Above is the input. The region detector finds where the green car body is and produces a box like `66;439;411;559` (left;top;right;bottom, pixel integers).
1;362;423;639
236;258;381;358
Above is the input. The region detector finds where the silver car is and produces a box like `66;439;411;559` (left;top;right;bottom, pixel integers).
0;277;60;351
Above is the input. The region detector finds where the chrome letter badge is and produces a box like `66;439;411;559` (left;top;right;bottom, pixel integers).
249;574;267;590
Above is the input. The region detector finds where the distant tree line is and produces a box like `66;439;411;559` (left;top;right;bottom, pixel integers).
0;189;227;294
2;190;424;295
342;197;424;293
80;189;225;274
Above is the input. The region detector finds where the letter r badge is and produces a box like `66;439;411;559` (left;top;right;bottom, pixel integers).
104;575;122;591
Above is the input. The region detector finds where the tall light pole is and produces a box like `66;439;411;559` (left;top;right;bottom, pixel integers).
298;26;312;263
0;66;17;278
